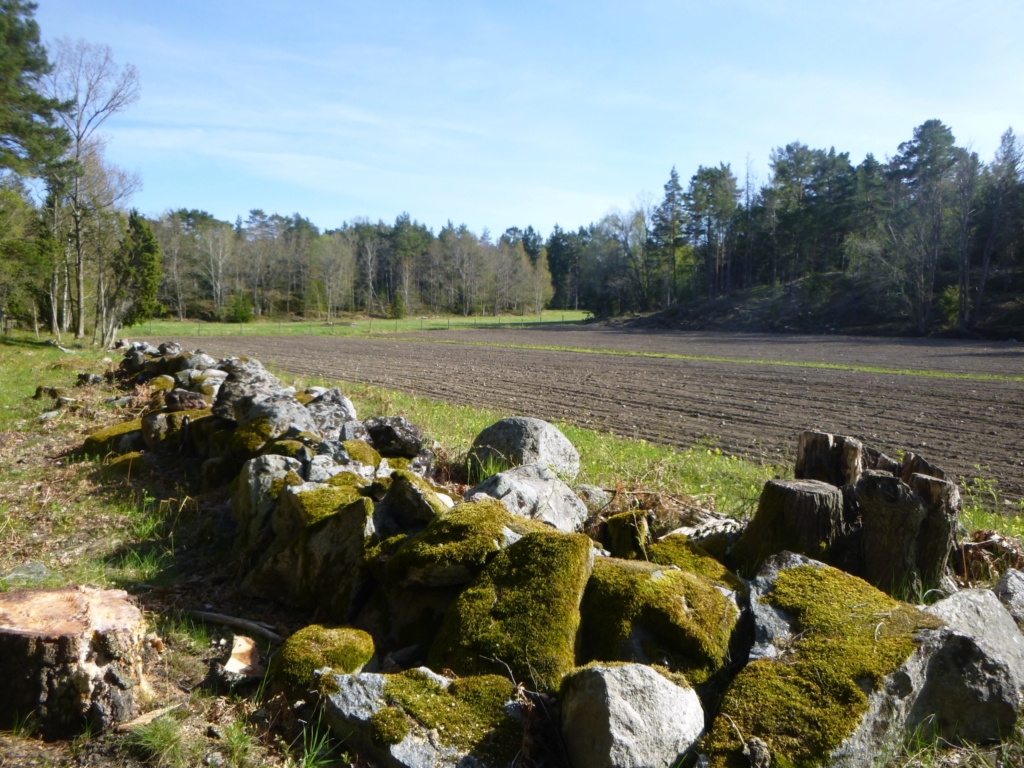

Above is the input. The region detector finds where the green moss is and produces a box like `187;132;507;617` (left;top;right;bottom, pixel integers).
293;430;323;445
388;456;412;471
283;485;366;529
267;470;304;500
385;500;547;588
701;564;943;768
343;439;381;468
271;625;375;692
428;530;593;691
99;451;144;480
326;471;370;491
260;439;307;459
370;707;410;746
578;557;738;686
81;419;143;456
149;375;175;392
381;670;518;763
648;534;744;592
364;534;409;580
380;470;449;522
606;510;651;559
228;415;273;457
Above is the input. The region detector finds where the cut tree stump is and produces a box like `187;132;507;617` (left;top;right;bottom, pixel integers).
909;473;962;589
795;431;864;488
0;585;147;737
731;479;844;576
857;471;927;595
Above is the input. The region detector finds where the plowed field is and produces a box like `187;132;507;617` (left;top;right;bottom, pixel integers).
166;328;1024;498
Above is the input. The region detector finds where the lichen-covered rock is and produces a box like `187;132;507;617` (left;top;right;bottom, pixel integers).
164;388;208;412
363;416;424;459
994;569;1024;629
239;394;320;442
212;357;284;421
81;419;143;456
373;470;451;539
466;464;589;533
323;668;522;768
469;416;581;480
730;478;844;577
578;558;740;685
701;553;1021;768
141;408;212;452
576;484;612;512
306;388;359;441
178;352;217;371
271;625;375;694
148;374;176;392
560;663;703;768
384;500;548;589
232;455;304;552
243;498;375;621
428;530;594;691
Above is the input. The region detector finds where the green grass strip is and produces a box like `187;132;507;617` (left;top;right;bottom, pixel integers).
370;335;1024;382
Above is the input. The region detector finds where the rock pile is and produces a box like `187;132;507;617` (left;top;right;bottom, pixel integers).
39;343;1024;766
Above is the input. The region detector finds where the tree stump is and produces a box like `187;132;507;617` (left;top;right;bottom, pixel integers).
731;479;844;576
857;471;927;595
909;473;961;589
0;586;147;737
795;431;864;488
900;452;946;484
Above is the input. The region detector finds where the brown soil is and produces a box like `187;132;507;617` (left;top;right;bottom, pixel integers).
165;328;1024;500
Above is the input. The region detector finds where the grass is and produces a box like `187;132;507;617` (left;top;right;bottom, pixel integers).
132;309;593;341
127;716;185;768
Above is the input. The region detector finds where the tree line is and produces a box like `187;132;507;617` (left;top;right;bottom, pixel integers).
2;0;1022;340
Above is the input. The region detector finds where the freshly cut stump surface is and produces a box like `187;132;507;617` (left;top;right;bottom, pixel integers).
0;586;147;736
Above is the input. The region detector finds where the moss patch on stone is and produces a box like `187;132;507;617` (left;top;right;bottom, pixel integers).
294;391;316;405
578;557;738;686
81;419;143;456
149;375;175;392
701;564;943;768
280;485;367;530
382;670;518;764
648;534;744;592
271;625;375;692
228;415;273;457
343;439;381;468
326;471;370;492
370;707;410;746
428;530;593;692
385;500;547;588
99;451;144;481
260;439;307;459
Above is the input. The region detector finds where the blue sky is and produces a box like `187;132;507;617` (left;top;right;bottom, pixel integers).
37;0;1024;236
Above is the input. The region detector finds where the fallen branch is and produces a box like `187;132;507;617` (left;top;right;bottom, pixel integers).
189;610;283;642
114;703;181;732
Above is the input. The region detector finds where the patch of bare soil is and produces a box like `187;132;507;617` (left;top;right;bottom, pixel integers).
167;330;1024;499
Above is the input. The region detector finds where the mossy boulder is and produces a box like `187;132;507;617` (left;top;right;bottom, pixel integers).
243;497;375;621
578;557;740;686
188;414;234;459
648;533;744;592
259;438;313;463
81;419;143;457
605;510;651;559
98;451;145;481
353;583;465;654
273;482;367;543
700;555;945;768
428;530;594;692
342;439;381;468
373;469;452;539
140;408;213;453
384;499;548;589
324;668;521;767
232;455;304;552
271;625;375;693
148;375;175;392
227;415;274;457
325;471;370;493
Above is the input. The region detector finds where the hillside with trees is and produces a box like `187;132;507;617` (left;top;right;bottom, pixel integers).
1;1;1022;341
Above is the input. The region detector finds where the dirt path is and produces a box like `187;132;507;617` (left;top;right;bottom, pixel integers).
166;330;1024;499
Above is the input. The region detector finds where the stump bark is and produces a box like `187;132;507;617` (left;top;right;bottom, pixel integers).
731;479;844;576
909;473;961;589
857;471;927;595
795;431;864;488
0;586;147;736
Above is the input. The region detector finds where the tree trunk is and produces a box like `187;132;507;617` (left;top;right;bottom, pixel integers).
795;431;864;488
857;471;927;596
0;586;147;737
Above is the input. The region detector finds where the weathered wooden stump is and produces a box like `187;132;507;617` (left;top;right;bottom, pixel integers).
857;471;927;595
0;586;147;736
909;473;961;588
795;431;864;488
731;479;844;576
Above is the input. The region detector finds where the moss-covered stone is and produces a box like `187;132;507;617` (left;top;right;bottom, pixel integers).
605;510;651;559
227;415;274;457
271;625;375;693
370;707;410;746
381;670;519;764
428;530;594;692
148;375;175;392
387;456;412;471
141;408;213;453
81;419;144;456
200;457;238;490
98;451;145;481
385;500;547;588
259;439;308;460
326;471;370;492
343;439;381;468
375;470;450;537
294;391;316;406
700;564;943;768
648;534;744;592
273;484;367;540
189;415;233;459
578;557;739;686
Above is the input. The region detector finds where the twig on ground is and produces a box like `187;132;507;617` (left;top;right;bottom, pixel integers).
189;610;283;642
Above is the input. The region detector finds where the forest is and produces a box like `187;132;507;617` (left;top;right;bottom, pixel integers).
2;0;1023;341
